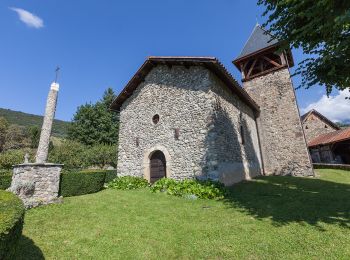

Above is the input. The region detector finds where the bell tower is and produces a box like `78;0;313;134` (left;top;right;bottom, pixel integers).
233;25;314;176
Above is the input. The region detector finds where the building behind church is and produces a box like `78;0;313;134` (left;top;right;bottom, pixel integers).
111;25;314;185
301;109;350;164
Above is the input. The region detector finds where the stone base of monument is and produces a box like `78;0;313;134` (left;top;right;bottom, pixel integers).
8;163;63;208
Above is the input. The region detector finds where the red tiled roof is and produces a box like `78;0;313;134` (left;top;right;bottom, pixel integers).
110;56;260;112
308;127;350;147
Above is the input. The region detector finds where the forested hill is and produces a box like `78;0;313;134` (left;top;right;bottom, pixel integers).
0;108;70;137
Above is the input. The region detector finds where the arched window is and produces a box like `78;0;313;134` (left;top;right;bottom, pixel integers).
152;114;160;124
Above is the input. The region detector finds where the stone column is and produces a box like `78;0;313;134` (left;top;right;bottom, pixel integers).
35;82;59;163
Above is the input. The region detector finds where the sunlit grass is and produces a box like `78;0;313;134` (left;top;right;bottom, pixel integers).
15;169;350;259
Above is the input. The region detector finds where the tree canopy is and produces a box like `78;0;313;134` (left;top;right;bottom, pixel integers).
258;0;350;95
68;88;119;145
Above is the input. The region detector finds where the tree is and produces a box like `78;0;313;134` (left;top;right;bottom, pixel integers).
68;88;119;145
258;0;350;95
0;117;9;152
4;125;30;151
27;125;41;149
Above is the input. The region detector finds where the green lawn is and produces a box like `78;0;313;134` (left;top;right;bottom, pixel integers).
14;169;350;259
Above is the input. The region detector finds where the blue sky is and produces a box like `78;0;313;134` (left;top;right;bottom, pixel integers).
0;0;348;122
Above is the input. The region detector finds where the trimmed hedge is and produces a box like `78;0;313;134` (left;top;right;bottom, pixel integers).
313;163;350;171
0;190;25;259
104;170;118;183
0;170;12;190
59;170;117;197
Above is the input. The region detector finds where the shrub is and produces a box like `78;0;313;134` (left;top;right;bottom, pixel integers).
48;140;117;170
107;176;149;190
0;150;25;170
150;178;226;200
104;170;118;183
0;149;35;170
48;140;86;169
0;170;12;190
0;190;25;259
59;170;106;197
83;144;117;169
313;163;350;171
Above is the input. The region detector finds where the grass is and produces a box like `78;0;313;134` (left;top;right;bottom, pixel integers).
13;169;350;259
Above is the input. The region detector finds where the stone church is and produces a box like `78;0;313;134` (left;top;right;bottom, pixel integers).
110;25;314;185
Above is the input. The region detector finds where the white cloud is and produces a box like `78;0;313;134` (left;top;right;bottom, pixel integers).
301;90;350;123
10;7;44;29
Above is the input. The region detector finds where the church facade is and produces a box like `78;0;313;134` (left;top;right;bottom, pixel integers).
111;25;314;185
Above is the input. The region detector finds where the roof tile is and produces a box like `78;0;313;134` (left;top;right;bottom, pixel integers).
308;127;350;147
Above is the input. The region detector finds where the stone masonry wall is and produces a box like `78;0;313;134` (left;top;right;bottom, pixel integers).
117;65;214;180
117;65;263;185
303;115;337;142
243;68;314;176
206;72;262;185
9;163;62;208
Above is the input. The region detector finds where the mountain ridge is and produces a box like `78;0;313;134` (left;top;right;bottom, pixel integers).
0;108;70;137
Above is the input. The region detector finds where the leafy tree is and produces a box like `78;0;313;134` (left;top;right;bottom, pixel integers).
258;0;350;94
68;88;119;145
48;140;117;169
4;125;30;151
27;125;41;149
0;117;9;152
48;140;86;169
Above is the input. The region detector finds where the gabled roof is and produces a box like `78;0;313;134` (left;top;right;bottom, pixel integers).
110;56;259;112
235;24;279;61
308;127;350;147
301;109;340;130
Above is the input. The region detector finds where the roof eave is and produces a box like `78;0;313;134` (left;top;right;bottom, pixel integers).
233;42;294;70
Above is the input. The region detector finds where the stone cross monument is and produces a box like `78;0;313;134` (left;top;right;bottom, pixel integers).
36;82;59;163
9;75;63;208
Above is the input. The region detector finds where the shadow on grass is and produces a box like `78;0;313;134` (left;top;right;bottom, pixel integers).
224;176;350;228
13;235;44;260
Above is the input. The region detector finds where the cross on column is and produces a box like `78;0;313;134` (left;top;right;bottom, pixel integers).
55;66;60;83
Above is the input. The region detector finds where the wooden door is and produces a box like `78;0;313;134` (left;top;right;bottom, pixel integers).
150;151;166;183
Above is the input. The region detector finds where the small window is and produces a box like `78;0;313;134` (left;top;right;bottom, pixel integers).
240;125;245;145
325;125;328;128
152;114;160;124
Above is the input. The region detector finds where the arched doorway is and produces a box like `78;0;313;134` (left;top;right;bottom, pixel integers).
150;150;166;183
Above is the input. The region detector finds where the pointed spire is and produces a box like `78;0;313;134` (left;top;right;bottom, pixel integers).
235;25;279;61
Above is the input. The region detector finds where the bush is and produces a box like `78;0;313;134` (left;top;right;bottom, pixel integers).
107;176;149;190
59;170;106;197
49;140;86;169
0;150;25;170
48;140;117;170
313;163;350;171
150;178;226;200
104;170;118;183
0;149;35;170
83;144;117;169
0;190;25;259
0;170;12;190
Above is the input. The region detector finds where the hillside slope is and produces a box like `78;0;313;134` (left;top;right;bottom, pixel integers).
0;108;70;137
